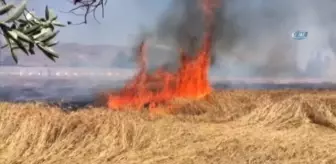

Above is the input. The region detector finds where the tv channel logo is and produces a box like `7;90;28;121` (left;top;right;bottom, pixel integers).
292;31;308;40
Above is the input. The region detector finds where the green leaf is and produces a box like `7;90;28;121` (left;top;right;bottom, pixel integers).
44;5;57;21
45;5;49;20
24;12;35;21
10;44;20;50
36;43;58;62
11;38;29;55
32;19;41;25
5;37;18;63
23;24;40;35
4;0;27;23
5;30;29;55
11;48;18;63
17;18;27;24
52;21;66;27
45;40;58;47
17;21;28;30
0;4;14;15
15;30;34;43
7;30;18;40
49;24;55;31
50;14;57;21
28;42;34;54
39;30;59;42
40;21;52;28
33;27;51;40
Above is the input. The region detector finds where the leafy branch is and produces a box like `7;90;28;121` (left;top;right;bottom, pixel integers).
0;0;65;63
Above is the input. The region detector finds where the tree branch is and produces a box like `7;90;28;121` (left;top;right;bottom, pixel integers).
62;0;107;25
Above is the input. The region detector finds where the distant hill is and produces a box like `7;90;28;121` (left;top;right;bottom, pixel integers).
2;42;330;79
0;43;132;68
0;43;176;69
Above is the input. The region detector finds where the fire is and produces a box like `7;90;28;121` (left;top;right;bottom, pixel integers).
107;0;218;114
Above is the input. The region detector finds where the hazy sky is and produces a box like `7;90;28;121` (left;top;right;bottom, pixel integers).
28;0;170;45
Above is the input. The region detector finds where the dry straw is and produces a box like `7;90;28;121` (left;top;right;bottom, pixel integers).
0;90;336;164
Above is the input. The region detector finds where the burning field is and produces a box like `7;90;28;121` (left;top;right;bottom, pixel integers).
0;90;336;163
1;0;336;163
101;0;334;117
104;0;227;115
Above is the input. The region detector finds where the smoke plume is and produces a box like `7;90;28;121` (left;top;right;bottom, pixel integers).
145;0;336;79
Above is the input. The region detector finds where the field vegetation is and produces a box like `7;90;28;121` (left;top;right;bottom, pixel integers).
0;90;336;164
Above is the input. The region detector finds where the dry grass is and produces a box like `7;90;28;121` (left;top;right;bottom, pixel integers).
1;90;336;164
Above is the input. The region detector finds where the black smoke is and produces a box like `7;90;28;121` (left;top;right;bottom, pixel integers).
148;0;336;78
154;0;237;66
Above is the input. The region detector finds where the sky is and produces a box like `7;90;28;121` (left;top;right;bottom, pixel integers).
28;0;171;45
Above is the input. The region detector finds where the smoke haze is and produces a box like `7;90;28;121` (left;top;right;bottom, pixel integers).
144;0;336;79
21;0;336;79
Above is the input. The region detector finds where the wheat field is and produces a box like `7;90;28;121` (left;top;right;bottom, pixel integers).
0;90;336;164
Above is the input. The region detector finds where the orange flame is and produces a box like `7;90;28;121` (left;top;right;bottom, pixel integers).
107;0;218;114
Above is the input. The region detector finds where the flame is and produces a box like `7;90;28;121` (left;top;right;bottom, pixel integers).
107;0;218;114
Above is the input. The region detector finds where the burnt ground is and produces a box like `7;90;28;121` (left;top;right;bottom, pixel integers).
0;77;335;111
0;77;125;110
